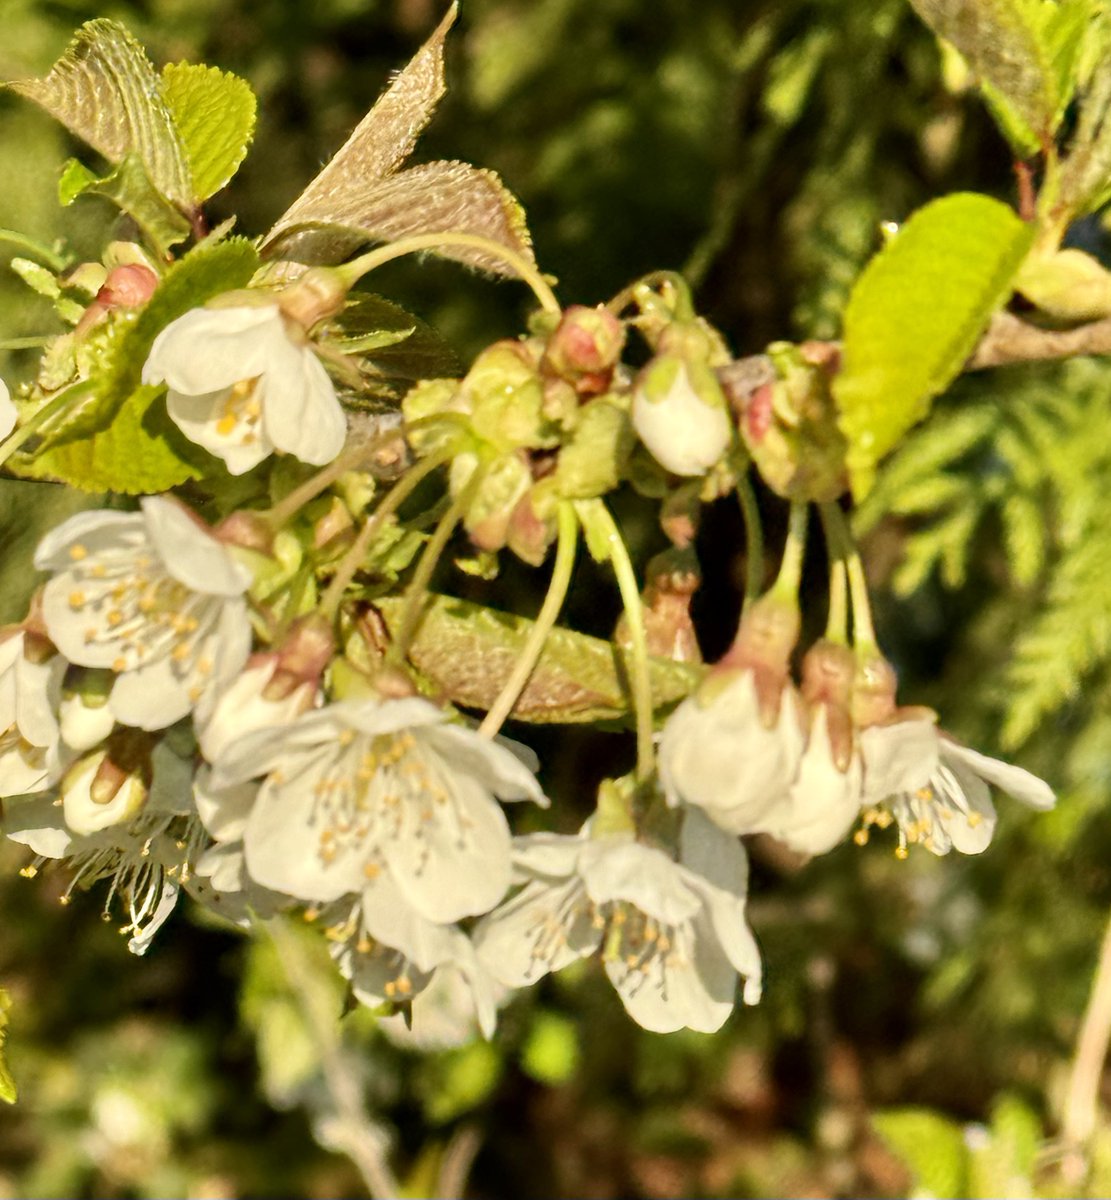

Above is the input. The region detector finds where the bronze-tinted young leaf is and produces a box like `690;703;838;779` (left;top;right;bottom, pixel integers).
264;5;456;246
908;0;1056;148
268;161;534;276
7;19;192;208
375;593;702;724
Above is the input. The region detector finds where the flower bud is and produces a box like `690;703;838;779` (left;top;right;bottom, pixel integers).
276;266;350;329
632;355;733;476
543;305;625;391
59;689;115;753
96;263;159;309
465;342;550;451
62;747;149;836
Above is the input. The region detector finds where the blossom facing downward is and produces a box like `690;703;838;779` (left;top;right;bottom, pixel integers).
209;696;547;922
476;810;762;1034
329;874;499;1039
142;304;347;475
632;355;732;476
0;631;65;798
858;716;1055;856
35;496;253;731
659;668;805;834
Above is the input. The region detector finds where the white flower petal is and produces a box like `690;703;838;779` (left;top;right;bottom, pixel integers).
166;387;274;475
0;378;17;439
941;740;1055;811
420;722;549;805
34;510;145;574
860;718;939;804
141;496;252;596
142;305;285;393
579;839;701;924
260;342;347;466
3;797;74;857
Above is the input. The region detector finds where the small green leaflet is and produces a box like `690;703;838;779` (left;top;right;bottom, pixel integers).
8;20;258;216
375;593;702;723
161;63;257;202
20;384;204;493
59;155;191;259
0;989;15;1104
833;192;1034;499
872;1108;969;1199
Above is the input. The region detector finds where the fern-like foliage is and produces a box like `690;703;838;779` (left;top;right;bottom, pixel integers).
856;357;1111;747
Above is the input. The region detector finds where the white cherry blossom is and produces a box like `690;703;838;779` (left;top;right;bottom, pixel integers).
476;810;762;1034
658;667;805;834
35;496;253;731
0;630;65;798
142;304;347;475
198;656;318;763
632;356;732;476
858;717;1055;856
209;696;547;922
329;874;498;1039
3;744;204;955
757;706;863;856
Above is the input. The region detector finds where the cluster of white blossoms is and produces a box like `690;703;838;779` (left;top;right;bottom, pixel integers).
0;280;1057;1046
658;593;1055;860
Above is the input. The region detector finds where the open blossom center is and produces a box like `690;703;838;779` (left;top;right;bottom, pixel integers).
305;729;471;877
857;772;984;858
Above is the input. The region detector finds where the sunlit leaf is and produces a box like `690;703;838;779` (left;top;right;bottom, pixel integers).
833;192;1034;498
872;1107;969;1199
0;989;15;1104
161;62;257;202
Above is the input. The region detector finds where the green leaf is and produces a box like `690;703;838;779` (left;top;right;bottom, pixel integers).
872;1107;969;1199
0;989;15;1104
833;192;1034;498
337;292;460;385
520;1011;580;1086
967;1094;1042;1197
908;0;1060;152
375;593;702;724
7;18;192;208
41;236;259;448
161;62;257;202
20;383;204;493
58;154;191;259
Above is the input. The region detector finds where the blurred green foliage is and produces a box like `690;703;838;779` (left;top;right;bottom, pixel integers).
0;0;1109;1197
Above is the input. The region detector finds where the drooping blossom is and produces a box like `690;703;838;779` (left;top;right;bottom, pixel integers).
328;874;498;1039
632;355;732;476
35;496;253;731
142;304;347;475
754;641;863;856
3;742;204;955
0;629;66;798
858;716;1054;856
476;809;762;1033
208;696;546;922
658;595;804;834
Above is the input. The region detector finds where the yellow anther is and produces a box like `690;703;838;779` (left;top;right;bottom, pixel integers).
895;845;909;860
18;865;38;878
106;609;124;627
89;564;107;579
916;786;933;801
395;976;413;996
68;544;88;560
853;828;870;846
216;413;238;436
967;811;983;827
68;590;86;608
172;643;191;662
112;656;127;672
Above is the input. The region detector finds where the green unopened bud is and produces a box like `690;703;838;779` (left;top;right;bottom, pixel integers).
276;266;350;329
553;396;633;499
592;775;637;837
1014;247;1111;322
461;453;533;552
465;342;551;451
632;354;732;476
